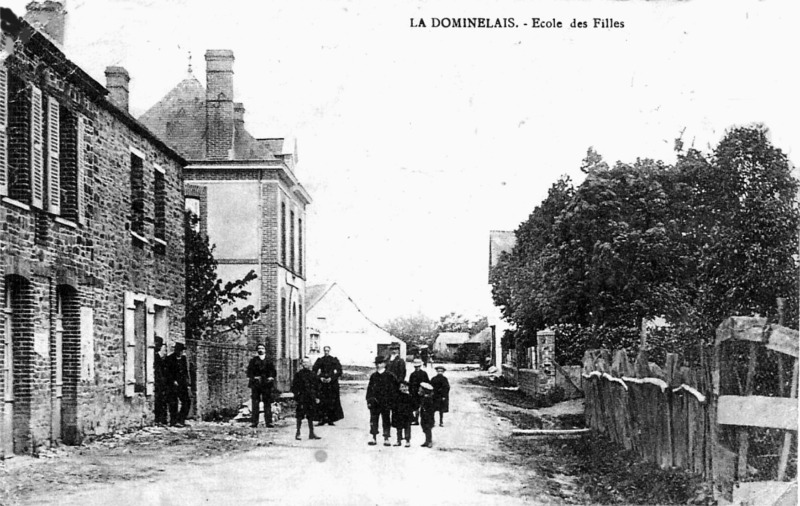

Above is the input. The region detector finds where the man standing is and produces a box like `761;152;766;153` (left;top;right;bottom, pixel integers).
408;358;429;425
312;346;344;426
153;337;168;425
247;343;276;428
385;344;406;382
366;356;398;446
291;357;321;440
431;365;450;427
166;342;191;427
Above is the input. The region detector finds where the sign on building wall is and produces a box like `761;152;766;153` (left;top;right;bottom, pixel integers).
80;307;95;382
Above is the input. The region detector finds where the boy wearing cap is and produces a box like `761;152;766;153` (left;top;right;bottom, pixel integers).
408;358;429;425
291;357;322;440
366;356;398;446
418;382;436;448
431;365;450;427
392;381;414;447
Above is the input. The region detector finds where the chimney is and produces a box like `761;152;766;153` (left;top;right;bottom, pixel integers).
234;102;245;125
24;1;66;47
104;66;130;112
205;49;235;160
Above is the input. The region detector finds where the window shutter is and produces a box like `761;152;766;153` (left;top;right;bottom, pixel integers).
30;85;44;208
76;116;86;224
0;66;8;196
144;298;155;396
47;96;60;214
123;292;136;397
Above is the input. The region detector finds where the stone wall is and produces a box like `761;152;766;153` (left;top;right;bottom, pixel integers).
0;31;185;455
190;339;251;419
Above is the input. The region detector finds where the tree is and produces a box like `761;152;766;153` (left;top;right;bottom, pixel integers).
436;312;489;335
184;211;265;341
384;312;438;348
679;125;800;336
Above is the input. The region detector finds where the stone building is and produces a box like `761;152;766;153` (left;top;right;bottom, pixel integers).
0;5;186;456
140;51;311;390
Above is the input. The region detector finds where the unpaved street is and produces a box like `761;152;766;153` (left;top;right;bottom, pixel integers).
18;369;554;505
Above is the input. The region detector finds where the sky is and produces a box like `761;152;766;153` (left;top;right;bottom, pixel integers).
7;0;797;324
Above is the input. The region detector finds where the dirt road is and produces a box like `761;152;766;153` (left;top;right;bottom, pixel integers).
19;368;555;505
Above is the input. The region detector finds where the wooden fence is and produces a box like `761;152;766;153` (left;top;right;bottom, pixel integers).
583;316;799;504
582;348;712;476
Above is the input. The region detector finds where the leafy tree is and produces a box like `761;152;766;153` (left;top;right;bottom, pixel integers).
490;126;799;358
384;312;438;348
184;211;265;341
436;312;489;335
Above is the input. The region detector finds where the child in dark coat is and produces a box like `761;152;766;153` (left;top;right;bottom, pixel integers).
418;382;435;448
392;381;414;447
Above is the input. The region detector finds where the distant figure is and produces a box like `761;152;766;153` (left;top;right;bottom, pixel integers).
312;346;344;426
366;356;398;446
418;382;435;448
246;343;276;428
392;381;414;447
166;342;191;427
431;365;450;427
408;358;429;425
153;337;168;425
291;357;321;440
420;347;429;368
386;344;406;381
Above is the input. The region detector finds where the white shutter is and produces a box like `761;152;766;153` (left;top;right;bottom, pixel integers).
47;96;60;214
30;85;44;208
76;116;85;224
145;297;155;396
123;292;136;397
0;66;8;196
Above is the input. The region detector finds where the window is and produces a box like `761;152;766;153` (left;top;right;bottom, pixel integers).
280;202;286;266
281;296;287;359
290;210;295;272
298;303;303;358
298;218;303;277
309;333;320;354
123;293;165;397
154;166;166;245
29;85;44;209
185;197;200;232
57;108;86;224
130;151;145;237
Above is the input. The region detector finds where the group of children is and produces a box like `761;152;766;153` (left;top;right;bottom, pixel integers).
366;356;450;448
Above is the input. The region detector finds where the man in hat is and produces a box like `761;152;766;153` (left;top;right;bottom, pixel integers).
366;355;398;446
166;342;191;427
408;358;429;425
291;357;321;440
386;344;406;382
153;336;168;425
247;343;276;428
418;382;436;448
312;346;344;426
431;365;450;427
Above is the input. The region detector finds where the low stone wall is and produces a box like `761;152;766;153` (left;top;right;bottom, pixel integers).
190;340;251;420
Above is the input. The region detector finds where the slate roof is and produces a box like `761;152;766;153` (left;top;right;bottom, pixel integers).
435;332;470;346
306;284;333;310
138;73;278;161
467;327;492;344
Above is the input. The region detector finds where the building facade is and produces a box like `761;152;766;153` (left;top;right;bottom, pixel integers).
140;50;311;390
0;6;186;456
305;283;406;367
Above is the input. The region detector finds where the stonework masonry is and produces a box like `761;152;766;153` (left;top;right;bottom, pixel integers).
1;15;186;456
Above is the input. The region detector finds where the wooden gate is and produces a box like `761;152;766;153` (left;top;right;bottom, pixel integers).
713;316;798;505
